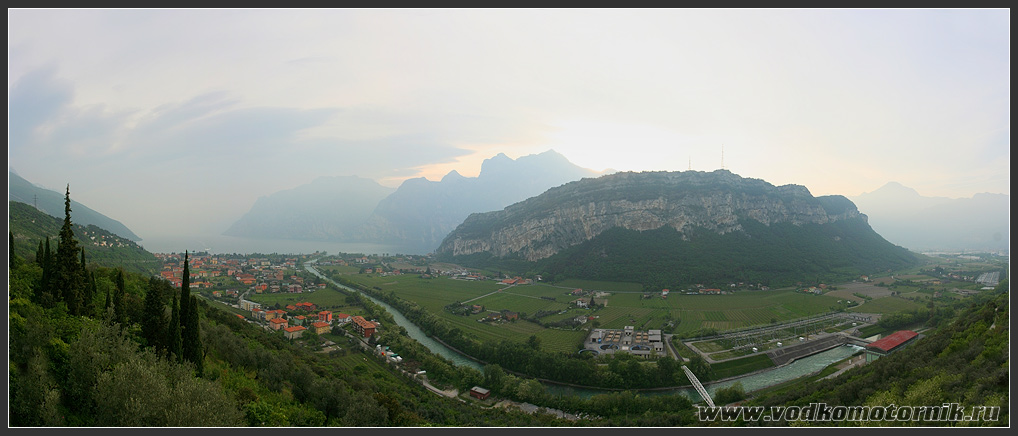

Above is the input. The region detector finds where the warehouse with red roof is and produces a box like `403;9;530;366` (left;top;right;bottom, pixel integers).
865;330;919;362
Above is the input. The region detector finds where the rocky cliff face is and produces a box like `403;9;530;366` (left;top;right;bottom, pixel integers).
438;170;864;261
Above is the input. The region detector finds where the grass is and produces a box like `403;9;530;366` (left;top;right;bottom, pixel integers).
327;272;865;356
552;279;644;293
848;296;924;314
709;354;776;380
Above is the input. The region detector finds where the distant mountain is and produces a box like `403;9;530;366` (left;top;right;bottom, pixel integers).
437;170;918;289
8;171;143;241
352;150;601;253
222;175;396;241
850;182;1009;252
9;201;160;275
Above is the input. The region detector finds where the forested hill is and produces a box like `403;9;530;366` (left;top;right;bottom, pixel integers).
9;171;142;241
438;170;919;288
9;200;160;275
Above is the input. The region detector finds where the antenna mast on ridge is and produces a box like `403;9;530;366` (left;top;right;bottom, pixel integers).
721;144;725;170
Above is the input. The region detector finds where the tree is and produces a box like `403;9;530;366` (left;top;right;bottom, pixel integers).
113;268;127;326
526;334;542;351
180;252;191;339
142;277;168;353
167;293;182;362
37;237;55;307
54;185;86;315
10;231;19;270
35;240;44;266
183;293;203;376
80;248;94;316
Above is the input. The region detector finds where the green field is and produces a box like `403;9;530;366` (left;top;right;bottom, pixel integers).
848;295;924;314
327;271;850;354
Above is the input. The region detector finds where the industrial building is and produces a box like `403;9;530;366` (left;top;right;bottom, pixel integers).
583;326;666;357
864;330;919;362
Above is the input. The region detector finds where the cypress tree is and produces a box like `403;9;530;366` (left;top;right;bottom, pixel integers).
142;277;167;353
180;251;202;374
54;185;86;315
104;281;113;320
35;240;44;266
113;268;127;326
184;296;203;376
180;252;191;338
80;248;95;317
167;293;182;362
38;237;54;307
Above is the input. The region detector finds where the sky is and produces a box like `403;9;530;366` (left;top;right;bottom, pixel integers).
8;9;1011;247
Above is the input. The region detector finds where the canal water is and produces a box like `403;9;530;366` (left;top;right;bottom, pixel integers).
306;261;864;402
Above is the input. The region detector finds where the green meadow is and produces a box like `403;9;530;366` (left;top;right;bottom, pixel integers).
328;271;848;353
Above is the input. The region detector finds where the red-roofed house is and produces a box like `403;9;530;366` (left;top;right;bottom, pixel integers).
865;330;919;362
269;317;289;331
335;313;351;324
318;311;332;323
284;325;306;340
351;316;376;338
311;321;331;335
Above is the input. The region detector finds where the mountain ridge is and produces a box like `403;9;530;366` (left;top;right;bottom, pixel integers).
436;169;917;287
849;182;1009;252
8;171;143;241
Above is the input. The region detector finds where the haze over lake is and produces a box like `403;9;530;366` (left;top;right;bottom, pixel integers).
139;233;424;256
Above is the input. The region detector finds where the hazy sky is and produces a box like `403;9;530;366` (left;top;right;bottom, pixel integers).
8;9;1010;244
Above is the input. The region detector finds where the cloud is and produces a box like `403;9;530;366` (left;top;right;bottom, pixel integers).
8;67;75;148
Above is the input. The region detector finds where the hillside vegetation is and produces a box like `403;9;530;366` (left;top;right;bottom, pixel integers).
10;201;160;275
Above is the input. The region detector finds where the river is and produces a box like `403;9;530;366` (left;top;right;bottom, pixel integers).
305;260;864;403
305;260;484;371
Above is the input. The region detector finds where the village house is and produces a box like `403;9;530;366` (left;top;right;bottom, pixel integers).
318;311;332;323
335;313;352;324
351;316;377;338
269;317;289;331
284;325;306;340
312;321;331;335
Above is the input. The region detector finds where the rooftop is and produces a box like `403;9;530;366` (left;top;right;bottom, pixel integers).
866;330;919;352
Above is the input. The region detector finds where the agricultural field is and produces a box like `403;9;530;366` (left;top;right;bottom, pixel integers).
553;279;644;293
823;281;896;301
848;295;924;314
330;271;852;353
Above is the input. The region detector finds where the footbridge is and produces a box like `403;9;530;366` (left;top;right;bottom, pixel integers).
682;365;715;408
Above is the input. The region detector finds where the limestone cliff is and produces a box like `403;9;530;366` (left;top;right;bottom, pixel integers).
437;170;865;262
